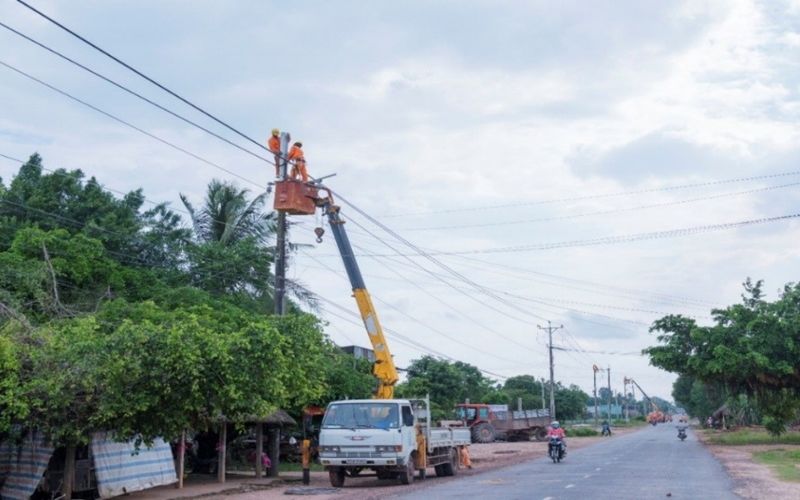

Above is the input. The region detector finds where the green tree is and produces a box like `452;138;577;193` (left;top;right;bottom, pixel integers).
395;356;500;421
646;279;800;435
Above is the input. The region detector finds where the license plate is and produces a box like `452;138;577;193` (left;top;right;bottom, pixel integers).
344;459;369;465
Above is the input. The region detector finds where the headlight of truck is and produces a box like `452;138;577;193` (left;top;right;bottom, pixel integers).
319;446;340;454
375;445;402;452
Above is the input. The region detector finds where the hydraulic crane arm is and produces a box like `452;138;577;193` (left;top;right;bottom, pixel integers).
629;378;658;412
321;199;399;399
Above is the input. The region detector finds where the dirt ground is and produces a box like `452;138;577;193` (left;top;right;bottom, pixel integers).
217;426;642;500
697;434;800;500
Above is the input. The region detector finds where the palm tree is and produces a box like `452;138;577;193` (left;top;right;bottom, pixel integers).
180;180;275;245
180;179;316;310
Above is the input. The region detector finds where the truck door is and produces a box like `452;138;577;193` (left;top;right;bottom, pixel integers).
401;405;417;457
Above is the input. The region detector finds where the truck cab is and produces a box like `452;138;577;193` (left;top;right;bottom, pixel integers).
319;398;469;487
319;399;417;486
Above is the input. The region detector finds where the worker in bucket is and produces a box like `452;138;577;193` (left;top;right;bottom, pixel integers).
268;128;281;178
288;141;309;182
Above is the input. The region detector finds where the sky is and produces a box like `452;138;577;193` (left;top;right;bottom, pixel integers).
2;0;800;404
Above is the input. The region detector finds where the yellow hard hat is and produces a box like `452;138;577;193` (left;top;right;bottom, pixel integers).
271;128;280;136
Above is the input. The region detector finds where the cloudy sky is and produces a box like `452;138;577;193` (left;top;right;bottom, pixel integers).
2;0;800;403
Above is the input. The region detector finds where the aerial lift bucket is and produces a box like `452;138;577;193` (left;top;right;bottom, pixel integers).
273;180;318;215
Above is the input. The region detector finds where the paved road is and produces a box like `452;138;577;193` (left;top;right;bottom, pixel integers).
393;424;739;500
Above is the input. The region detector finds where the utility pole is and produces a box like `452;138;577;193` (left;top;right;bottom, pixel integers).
540;378;546;411
592;365;599;427
273;132;290;315
623;377;630;422
538;321;563;421
607;365;612;421
269;131;290;478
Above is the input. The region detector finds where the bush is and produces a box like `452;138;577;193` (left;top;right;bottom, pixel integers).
567;426;599;437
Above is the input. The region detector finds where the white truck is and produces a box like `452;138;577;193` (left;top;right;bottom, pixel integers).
319;398;472;487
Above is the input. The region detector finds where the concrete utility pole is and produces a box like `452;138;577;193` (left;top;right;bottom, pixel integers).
540;378;546;411
538;321;563;421
607;365;612;421
593;365;599;427
269;131;290;477
623;377;630;422
273;132;291;315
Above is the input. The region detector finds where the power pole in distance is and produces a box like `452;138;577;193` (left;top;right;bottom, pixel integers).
593;365;599;427
538;321;563;421
607;365;612;421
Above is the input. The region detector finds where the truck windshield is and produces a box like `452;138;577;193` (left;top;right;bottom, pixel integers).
322;403;400;429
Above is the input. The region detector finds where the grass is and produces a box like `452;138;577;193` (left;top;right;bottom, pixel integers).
278;462;325;472
753;449;800;482
567;426;599;437
703;428;800;446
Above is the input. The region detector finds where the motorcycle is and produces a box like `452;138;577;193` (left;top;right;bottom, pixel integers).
548;437;565;463
677;427;687;441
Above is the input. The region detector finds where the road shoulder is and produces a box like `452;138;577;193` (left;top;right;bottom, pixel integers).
698;432;800;499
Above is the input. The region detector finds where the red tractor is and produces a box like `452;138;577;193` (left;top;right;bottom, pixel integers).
454;403;550;443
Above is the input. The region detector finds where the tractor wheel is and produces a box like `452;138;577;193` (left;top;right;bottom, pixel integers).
472;423;496;443
534;427;549;441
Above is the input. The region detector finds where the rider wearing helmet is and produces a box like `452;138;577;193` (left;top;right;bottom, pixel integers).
547;421;567;453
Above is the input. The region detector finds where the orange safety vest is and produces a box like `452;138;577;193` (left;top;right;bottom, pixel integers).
268;136;280;153
288;145;305;162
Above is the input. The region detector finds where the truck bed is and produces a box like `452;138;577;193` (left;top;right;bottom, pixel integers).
426;426;472;448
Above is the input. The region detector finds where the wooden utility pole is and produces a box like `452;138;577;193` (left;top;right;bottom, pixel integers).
538;321;563;420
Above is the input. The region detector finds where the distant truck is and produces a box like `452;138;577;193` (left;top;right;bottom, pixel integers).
319;398;471;487
454;403;550;443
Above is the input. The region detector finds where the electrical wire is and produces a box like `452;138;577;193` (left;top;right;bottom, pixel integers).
381;169;800;218
0;60;265;190
0;21;274;166
302;248;533;366
399;181;800;231
342;211;800;256
15;0;269;154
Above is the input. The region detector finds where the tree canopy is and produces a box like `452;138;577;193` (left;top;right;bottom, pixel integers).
0;154;365;445
645;279;800;434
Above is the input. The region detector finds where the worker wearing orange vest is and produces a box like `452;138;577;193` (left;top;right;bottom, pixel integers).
268;128;281;178
287;141;309;182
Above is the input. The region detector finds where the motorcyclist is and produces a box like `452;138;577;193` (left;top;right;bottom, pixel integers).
547;421;566;454
601;419;611;436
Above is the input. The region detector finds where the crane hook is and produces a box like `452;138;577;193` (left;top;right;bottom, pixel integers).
314;227;325;243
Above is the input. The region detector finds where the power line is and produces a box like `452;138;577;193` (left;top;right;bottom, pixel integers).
381;169;800;218
0;60;265;190
15;0;269;154
399;181;800;231
341;212;800;256
302;248;531;366
0;21;274;166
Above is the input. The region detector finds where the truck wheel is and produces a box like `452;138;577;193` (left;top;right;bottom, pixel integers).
398;457;415;485
534;427;548;441
434;464;446;477
441;448;459;476
329;468;345;487
472;423;495;443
